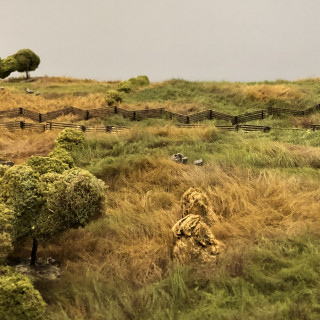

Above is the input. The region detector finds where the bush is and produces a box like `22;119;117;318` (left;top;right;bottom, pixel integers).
0;204;15;262
0;165;9;178
106;90;123;106
49;146;75;168
129;75;150;86
27;156;68;175
0;266;46;320
118;80;132;93
55;128;85;151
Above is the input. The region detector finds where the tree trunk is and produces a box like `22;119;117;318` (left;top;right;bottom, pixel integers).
30;238;38;266
26;70;30;79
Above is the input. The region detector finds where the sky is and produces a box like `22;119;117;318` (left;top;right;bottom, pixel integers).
1;0;320;82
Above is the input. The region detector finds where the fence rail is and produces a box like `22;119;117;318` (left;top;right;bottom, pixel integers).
0;121;128;134
3;120;320;135
0;103;320;127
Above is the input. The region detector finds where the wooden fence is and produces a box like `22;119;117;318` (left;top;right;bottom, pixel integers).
2;120;320;135
0;121;128;134
0;103;320;126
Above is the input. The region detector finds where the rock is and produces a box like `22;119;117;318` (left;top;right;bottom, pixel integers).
181;187;219;225
181;157;188;164
13;257;62;281
0;161;14;167
35;92;40;96
172;153;188;164
26;88;34;94
194;159;203;166
0;87;4;90
172;153;184;163
172;214;224;264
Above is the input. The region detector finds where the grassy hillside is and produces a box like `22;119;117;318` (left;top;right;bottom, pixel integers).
2;77;320;319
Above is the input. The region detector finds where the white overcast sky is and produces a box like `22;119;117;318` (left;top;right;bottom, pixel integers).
1;0;320;82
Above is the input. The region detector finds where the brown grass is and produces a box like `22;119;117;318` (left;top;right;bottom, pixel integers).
30;162;320;294
0;88;107;113
243;84;304;101
0;130;57;164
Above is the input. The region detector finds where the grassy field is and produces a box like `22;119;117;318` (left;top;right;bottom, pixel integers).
2;76;320;319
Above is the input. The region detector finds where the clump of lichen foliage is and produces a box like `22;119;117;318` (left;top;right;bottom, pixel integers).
0;129;106;320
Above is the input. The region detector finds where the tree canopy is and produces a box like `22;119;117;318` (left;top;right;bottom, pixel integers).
13;49;40;79
0;49;40;79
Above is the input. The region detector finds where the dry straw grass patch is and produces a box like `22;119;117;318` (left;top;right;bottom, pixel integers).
36;164;320;288
0;130;57;163
244;84;304;101
0;88;107;113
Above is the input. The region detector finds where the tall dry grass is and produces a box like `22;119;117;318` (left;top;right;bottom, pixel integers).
243;84;304;101
34;161;320;319
0;88;107;113
0;129;57;163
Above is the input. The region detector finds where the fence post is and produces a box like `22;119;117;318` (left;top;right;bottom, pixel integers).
232;116;238;125
39;113;42;122
86;110;89;120
114;106;118;114
81;125;86;132
19;107;23;115
20;121;25;130
133;111;136;121
209;110;213;120
261;110;264;119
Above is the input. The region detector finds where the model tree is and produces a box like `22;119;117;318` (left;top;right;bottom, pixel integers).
0;129;105;265
13;49;40;79
0;56;18;79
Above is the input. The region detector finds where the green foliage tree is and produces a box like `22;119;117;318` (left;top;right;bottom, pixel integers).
0;56;18;79
0;205;15;263
13;49;40;79
0;129;105;266
0;266;46;320
0;165;41;241
36;168;106;240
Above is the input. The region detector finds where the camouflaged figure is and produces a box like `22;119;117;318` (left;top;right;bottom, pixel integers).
172;214;224;264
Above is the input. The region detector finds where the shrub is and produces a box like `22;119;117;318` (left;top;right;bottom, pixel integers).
106;90;123;106
0;204;15;262
49;146;75;168
118;80;132;93
0;165;9;178
27;156;68;175
55;128;85;151
0;266;46;320
129;75;150;86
